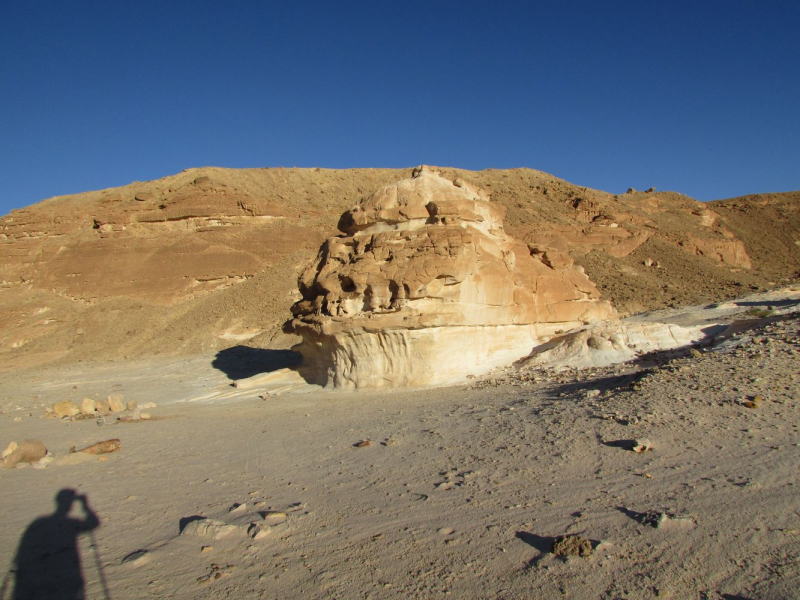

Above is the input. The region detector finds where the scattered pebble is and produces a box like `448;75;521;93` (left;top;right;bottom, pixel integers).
107;394;125;413
197;563;235;584
181;519;240;540
2;440;48;468
552;534;593;557
121;549;151;568
71;439;122;455
53;400;80;418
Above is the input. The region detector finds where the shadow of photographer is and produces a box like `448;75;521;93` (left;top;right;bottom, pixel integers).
5;488;106;600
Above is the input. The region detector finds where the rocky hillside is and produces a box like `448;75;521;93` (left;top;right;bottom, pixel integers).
1;167;797;370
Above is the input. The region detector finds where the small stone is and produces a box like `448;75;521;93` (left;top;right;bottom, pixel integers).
585;389;601;398
181;519;240;540
95;399;111;414
642;511;694;529
121;549;151;568
107;394;125;413
140;412;152;420
354;440;371;448
201;546;213;553
690;349;702;358
632;439;653;453
742;400;759;409
552;534;593;557
262;511;287;525
72;439;121;454
1;442;17;460
139;402;157;409
33;453;54;469
53;400;80;418
248;523;271;540
126;401;137;411
229;503;247;514
2;440;47;468
80;398;97;416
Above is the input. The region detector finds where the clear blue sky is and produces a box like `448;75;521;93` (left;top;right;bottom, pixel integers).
1;1;798;214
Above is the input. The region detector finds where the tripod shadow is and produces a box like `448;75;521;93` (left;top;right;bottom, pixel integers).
5;488;102;600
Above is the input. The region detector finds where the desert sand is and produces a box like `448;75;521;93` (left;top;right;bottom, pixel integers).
1;288;798;599
0;167;798;599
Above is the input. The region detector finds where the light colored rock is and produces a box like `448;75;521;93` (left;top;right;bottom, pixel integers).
121;549;151;568
247;522;271;540
518;321;708;370
80;397;97;415
126;401;137;411
72;438;122;454
1;441;17;460
107;394;125;412
139;402;157;409
2;439;47;468
285;167;615;388
95;399;111;414
53;400;80;418
181;518;240;540
32;453;54;469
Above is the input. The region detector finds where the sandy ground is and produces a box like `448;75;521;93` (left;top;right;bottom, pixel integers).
1;294;798;599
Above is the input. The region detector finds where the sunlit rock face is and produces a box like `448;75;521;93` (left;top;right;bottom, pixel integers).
284;167;615;388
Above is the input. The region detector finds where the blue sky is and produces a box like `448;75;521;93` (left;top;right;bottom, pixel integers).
1;1;798;214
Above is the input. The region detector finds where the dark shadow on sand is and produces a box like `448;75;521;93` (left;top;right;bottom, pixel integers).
211;346;301;381
7;489;105;600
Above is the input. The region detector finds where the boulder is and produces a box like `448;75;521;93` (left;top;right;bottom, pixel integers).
80;397;97;415
53;400;80;418
181;518;240;540
2;440;47;468
107;394;125;412
285;167;615;388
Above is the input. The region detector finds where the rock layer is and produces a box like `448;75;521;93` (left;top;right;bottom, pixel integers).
285;167;615;388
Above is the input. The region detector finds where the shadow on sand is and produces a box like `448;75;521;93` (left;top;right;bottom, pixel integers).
211;346;302;381
4;488;109;600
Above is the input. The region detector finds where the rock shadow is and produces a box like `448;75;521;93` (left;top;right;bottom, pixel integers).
178;515;207;534
616;506;650;524
735;298;797;309
516;531;555;567
603;439;637;450
211;346;301;381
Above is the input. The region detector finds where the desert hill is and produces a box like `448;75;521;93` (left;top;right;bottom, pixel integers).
1;166;797;371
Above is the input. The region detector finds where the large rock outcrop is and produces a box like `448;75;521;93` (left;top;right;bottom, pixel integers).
284;167;615;388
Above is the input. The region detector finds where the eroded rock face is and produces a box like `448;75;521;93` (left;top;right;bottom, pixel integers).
285;167;615;388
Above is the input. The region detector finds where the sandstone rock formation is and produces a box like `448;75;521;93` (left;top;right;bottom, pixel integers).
285;167;615;388
1;165;796;372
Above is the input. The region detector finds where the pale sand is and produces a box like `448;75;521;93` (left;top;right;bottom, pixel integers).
0;295;798;599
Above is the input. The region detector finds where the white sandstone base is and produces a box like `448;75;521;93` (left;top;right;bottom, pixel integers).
518;322;709;369
293;323;577;389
